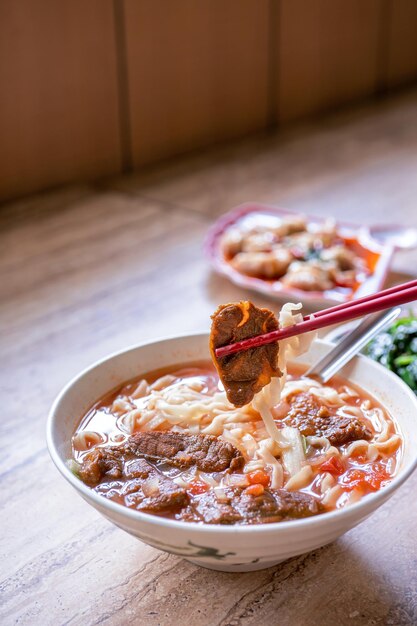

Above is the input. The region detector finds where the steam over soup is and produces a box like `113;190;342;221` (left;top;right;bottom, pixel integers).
71;303;402;525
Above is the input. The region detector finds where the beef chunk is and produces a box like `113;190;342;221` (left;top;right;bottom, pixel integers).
180;486;322;525
126;431;244;472
283;392;372;446
182;490;242;524
210;301;281;407
78;432;243;494
269;490;323;519
78;446;124;486
121;459;188;513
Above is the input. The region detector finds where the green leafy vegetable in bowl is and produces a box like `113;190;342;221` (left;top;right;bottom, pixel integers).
366;315;417;393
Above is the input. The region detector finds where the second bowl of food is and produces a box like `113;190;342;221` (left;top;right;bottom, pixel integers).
47;303;417;572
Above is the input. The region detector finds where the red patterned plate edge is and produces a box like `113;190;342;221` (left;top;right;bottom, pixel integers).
203;202;395;307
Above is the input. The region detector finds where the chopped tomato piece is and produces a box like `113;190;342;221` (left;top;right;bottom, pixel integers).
247;469;270;487
188;480;209;495
320;456;344;475
244;484;265;496
340;463;390;493
351;451;368;463
341;469;367;491
364;464;390;490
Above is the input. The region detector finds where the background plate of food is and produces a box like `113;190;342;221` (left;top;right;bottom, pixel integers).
204;203;394;308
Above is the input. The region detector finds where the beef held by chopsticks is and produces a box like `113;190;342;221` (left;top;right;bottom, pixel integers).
210;301;281;407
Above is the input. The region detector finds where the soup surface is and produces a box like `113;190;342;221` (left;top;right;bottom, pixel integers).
71;361;402;525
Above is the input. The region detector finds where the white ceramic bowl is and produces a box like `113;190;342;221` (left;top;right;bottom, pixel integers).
47;335;417;572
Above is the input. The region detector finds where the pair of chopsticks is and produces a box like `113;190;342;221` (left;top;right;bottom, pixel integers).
215;279;417;358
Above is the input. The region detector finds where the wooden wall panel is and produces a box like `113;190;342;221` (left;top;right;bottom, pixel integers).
0;0;122;201
124;0;270;167
278;0;382;122
277;1;322;122
386;0;417;88
0;0;416;202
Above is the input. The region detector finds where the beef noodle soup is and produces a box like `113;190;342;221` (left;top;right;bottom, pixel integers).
70;303;401;525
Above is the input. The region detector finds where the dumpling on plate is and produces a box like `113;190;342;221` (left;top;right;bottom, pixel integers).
232;249;293;279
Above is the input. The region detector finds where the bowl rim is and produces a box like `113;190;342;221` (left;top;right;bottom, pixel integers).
47;333;417;534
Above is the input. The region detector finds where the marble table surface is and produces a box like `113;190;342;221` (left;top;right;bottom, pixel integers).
1;89;417;625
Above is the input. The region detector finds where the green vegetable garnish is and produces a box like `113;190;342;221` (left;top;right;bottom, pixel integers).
365;315;417;393
393;354;416;367
66;459;81;477
301;434;308;455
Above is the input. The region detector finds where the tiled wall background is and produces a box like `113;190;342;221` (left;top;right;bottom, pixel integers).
1;0;416;201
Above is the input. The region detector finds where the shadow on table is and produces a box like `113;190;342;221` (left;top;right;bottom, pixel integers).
142;540;414;626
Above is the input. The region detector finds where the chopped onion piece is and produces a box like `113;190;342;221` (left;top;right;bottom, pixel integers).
224;473;249;487
173;476;191;488
281;426;306;477
214;487;228;502
142;476;160;497
199;472;219;487
66;459;80;476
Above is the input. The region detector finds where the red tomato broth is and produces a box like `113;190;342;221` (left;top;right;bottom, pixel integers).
299;452;400;506
72;361;219;457
72;361;402;519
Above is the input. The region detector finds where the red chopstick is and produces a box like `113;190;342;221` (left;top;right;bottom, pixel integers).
304;279;417;320
215;280;417;358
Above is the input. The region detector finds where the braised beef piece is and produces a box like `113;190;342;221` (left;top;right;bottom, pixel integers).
273;489;323;518
283;392;372;446
126;431;244;472
180;489;278;524
180;486;323;525
121;459;188;512
82;453;188;512
79;439;324;523
210;301;281;407
78;446;124;486
79;432;243;487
